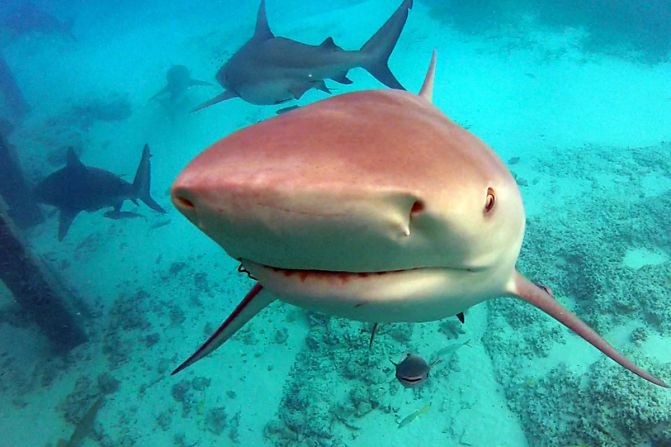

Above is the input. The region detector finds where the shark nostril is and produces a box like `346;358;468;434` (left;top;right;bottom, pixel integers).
175;195;195;211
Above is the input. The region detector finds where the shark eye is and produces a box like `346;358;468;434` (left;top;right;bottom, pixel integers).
484;187;496;214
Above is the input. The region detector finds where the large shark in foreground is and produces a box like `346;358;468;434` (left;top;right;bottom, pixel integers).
193;0;413;111
171;53;668;387
35;145;165;240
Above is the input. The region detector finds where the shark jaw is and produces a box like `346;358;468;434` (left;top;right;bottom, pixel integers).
240;259;502;323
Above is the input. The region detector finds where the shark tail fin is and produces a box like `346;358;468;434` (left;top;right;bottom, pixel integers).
360;0;413;90
132;144;166;214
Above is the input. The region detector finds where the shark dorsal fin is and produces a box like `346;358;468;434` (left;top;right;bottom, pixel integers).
320;37;338;49
254;0;274;40
419;50;437;103
65;148;85;170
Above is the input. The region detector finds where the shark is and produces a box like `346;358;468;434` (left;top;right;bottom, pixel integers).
151;65;212;102
170;52;668;388
193;0;413;111
3;2;76;40
34;144;165;240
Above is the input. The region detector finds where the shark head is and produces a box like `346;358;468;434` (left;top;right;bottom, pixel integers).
173;52;523;322
171;52;668;387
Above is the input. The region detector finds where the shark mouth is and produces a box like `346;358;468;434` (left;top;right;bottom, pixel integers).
239;259;419;284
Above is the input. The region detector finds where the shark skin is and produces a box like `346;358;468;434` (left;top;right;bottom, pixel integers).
193;0;413;111
171;52;668;388
34;144;166;240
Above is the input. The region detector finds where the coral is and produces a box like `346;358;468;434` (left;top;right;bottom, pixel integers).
424;0;671;63
483;143;671;447
96;373;119;394
205;406;227;435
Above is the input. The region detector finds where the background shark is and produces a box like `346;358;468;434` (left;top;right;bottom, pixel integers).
150;64;212;103
34;144;165;240
194;0;413;111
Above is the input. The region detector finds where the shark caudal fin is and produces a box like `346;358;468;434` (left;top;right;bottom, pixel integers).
172;284;275;374
510;271;669;388
360;0;412;90
132;144;166;214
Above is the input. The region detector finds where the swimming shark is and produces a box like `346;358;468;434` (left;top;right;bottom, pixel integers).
151;65;212;102
193;0;413;111
3;2;76;40
35;144;165;240
170;52;668;387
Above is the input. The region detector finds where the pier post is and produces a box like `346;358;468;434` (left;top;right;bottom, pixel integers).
0;201;87;353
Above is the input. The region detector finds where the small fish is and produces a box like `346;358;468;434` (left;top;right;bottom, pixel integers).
397;402;430;429
392;353;438;388
430;339;470;364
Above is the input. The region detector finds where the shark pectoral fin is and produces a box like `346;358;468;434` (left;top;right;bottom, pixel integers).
132;144;165;214
316;80;332;95
191;90;237;112
171;284;275;375
289;84;312;100
189;79;213;87
150;85;168;101
58;210;78;241
332;72;353;85
510;271;669;388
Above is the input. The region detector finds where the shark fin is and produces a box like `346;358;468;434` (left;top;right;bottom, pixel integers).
191;90;237;112
332;72;353;85
172;284;275;374
510;271;669;388
65;147;85;170
320;37;342;51
316;80;331;94
456;312;464;324
188;79;213;87
58;210;78;241
289;83;312;100
132;144;165;214
419;50;436;102
150;85;168;101
369;322;379;349
253;0;274;40
360;0;413;90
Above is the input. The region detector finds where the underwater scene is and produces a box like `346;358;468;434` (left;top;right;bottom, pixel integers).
0;0;670;446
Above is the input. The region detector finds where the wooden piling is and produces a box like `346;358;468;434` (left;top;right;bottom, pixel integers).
0;132;44;228
0;53;29;119
0;200;87;353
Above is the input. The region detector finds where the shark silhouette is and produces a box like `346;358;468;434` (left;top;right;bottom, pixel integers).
193;0;413;110
171;53;667;388
35;145;165;240
151;65;212;102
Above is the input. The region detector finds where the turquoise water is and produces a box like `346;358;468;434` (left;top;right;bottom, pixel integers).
0;1;670;446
